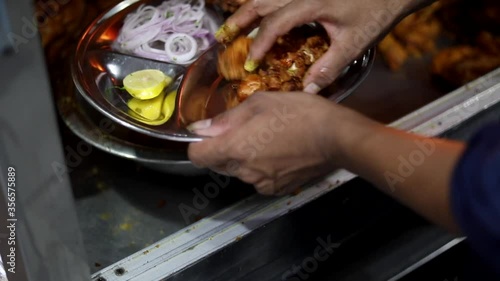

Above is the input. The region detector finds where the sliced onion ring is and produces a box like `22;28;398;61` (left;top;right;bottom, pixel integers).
164;33;198;63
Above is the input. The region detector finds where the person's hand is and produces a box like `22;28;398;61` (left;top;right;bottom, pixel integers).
214;0;432;94
187;92;376;195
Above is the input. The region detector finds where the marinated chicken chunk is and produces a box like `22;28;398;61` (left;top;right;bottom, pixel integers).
218;26;330;102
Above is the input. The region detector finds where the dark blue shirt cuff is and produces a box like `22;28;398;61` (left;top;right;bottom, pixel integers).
451;121;500;278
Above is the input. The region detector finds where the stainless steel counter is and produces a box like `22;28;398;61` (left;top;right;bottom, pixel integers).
60;129;256;271
60;54;500;280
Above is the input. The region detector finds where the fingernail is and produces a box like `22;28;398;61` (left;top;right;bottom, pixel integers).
303;83;321;94
244;57;259;72
187;119;212;132
215;24;227;39
215;23;240;43
247;27;259;38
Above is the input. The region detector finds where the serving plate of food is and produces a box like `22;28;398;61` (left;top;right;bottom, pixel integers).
71;0;376;142
44;0;497;175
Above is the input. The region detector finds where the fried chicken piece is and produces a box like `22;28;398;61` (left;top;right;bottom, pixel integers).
398;19;441;57
477;31;500;55
392;1;442;50
218;26;330;102
378;2;442;69
36;0;87;48
377;33;408;70
431;32;500;87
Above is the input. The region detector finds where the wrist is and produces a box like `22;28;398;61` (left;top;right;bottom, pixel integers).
322;105;382;169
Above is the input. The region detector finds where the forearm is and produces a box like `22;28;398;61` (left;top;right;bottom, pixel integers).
332;114;465;233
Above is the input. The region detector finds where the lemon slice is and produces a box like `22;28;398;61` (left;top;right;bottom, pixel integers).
127;91;166;120
123;69;172;100
128;90;178;126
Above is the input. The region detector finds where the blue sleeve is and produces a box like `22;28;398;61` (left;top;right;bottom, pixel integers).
451;121;500;278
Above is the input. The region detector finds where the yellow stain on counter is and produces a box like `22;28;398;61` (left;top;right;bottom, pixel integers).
99;213;112;221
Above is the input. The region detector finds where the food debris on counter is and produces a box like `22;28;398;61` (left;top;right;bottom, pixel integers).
96;181;108;191
99;213;112;221
119;222;133;231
